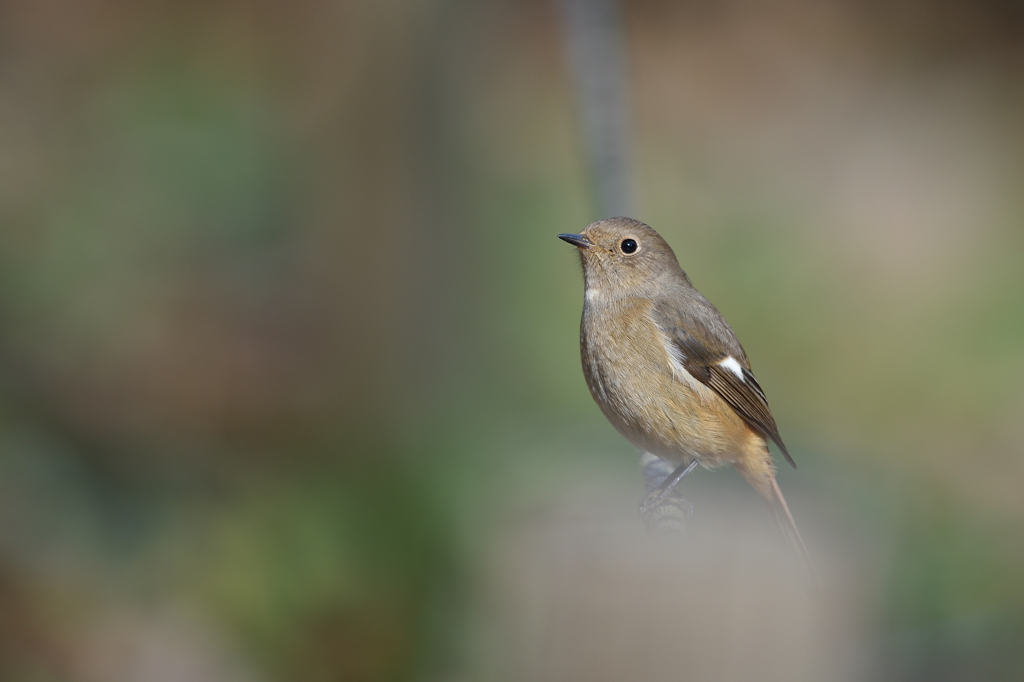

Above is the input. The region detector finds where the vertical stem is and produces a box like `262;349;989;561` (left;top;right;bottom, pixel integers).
557;0;634;219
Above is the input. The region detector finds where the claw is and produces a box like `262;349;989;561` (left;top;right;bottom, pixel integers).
638;489;693;534
638;493;696;532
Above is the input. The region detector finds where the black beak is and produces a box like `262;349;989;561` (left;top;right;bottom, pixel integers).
558;233;593;249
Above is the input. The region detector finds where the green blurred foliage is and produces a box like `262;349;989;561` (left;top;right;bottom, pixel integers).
0;0;1022;680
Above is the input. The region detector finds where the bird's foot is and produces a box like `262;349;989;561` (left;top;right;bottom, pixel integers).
638;488;693;535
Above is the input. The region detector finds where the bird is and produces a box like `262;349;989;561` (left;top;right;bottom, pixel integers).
558;216;815;578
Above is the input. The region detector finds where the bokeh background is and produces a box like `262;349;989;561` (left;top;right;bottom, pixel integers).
1;0;1023;680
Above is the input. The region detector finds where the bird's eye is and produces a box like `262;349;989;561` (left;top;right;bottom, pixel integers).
620;238;638;254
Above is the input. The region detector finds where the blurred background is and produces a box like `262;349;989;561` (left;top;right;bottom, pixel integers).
1;0;1023;680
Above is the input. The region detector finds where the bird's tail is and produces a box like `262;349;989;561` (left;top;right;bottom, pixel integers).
766;473;820;594
736;450;820;594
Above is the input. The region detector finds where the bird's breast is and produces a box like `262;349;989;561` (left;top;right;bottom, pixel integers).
580;298;754;466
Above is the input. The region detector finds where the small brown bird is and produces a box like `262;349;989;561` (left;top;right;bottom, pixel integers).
559;217;814;574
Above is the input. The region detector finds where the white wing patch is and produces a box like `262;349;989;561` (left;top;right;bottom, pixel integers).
718;356;745;380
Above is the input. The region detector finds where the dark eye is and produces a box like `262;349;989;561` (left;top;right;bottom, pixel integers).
620;238;638;254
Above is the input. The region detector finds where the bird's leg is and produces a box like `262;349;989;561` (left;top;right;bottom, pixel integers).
638;459;698;521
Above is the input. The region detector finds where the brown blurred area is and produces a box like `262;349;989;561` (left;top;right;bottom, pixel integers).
0;0;1023;680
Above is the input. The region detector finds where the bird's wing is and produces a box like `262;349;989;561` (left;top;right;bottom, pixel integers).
654;301;796;469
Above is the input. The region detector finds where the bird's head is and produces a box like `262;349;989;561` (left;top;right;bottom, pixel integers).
558;217;686;299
